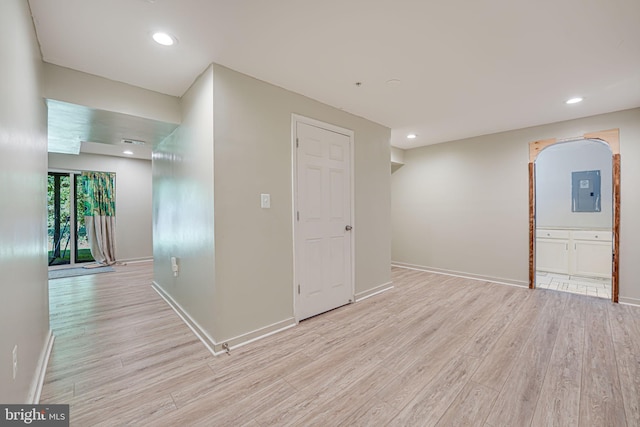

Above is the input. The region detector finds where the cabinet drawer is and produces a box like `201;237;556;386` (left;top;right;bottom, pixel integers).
536;229;570;239
572;230;612;241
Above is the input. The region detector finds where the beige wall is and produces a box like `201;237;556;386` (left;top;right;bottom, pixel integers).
153;66;218;339
212;64;391;342
391;146;405;164
0;0;49;403
43;63;181;124
154;63;391;349
48;152;153;262
391;108;640;304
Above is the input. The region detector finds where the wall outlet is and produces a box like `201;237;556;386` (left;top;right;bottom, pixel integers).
12;345;17;380
261;193;271;209
171;256;179;277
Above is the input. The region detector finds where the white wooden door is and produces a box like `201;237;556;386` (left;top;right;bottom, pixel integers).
295;121;352;320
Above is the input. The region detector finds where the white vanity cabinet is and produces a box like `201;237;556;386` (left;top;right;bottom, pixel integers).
536;228;612;278
536;229;570;274
571;230;612;278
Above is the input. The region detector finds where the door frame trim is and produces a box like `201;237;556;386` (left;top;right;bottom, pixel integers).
528;128;620;302
291;114;355;322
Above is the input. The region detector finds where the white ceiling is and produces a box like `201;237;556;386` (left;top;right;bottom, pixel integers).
29;0;640;149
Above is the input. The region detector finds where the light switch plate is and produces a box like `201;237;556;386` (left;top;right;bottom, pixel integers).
261;193;271;209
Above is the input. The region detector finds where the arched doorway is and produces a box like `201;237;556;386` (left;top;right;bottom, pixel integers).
528;129;620;302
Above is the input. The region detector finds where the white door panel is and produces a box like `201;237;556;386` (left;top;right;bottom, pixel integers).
296;121;352;320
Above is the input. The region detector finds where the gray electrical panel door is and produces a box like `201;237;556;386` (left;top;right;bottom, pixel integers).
572;170;601;212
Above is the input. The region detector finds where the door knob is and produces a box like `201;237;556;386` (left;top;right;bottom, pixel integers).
345;225;353;231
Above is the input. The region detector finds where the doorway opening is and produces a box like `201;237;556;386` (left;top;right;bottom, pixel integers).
528;129;620;302
534;140;612;298
48;171;94;267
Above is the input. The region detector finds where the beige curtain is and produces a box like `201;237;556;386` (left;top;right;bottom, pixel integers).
85;216;116;265
82;172;117;265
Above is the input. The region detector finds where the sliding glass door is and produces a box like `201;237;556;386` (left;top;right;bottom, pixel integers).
48;172;94;266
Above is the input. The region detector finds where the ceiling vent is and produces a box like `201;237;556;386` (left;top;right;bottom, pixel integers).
121;138;146;145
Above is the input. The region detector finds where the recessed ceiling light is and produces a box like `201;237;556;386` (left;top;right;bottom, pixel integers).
123;150;134;155
407;134;417;139
566;97;583;104
152;32;175;46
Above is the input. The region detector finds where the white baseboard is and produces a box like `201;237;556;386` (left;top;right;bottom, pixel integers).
220;318;297;353
391;262;529;288
152;282;220;355
619;296;640;307
118;257;153;265
152;282;296;355
30;330;55;404
355;282;394;302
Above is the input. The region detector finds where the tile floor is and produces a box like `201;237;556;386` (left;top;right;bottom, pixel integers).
535;271;611;299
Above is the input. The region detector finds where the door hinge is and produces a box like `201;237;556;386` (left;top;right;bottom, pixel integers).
296;138;299;148
297;211;300;221
298;284;301;294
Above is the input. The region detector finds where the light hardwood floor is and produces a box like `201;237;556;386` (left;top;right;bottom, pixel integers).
41;262;640;426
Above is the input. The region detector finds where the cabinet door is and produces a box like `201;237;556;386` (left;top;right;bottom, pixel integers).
536;239;569;274
572;240;611;278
